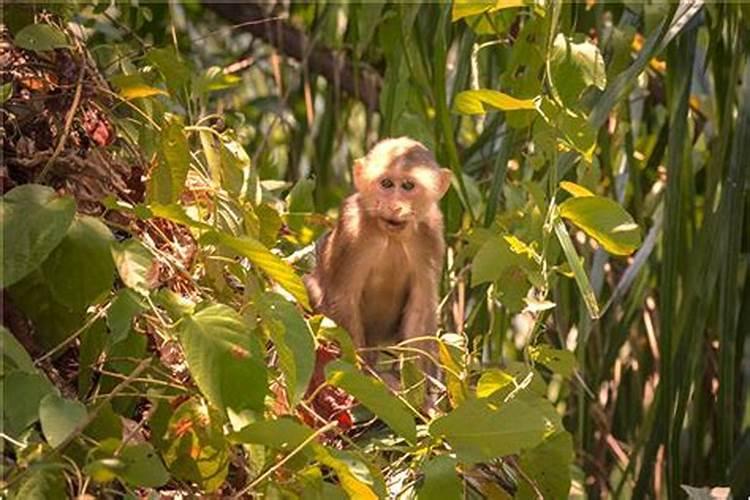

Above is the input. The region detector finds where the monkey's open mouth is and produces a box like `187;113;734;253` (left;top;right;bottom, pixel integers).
382;218;408;230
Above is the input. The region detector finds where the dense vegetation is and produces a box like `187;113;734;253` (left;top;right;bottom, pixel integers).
1;2;748;498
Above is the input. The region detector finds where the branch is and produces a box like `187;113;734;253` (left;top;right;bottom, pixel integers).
205;2;382;111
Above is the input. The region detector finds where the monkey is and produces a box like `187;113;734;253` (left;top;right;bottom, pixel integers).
303;137;452;379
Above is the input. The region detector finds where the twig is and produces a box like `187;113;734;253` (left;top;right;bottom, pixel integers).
231;421;337;499
4;358;152;491
34;307;107;365
36;61;86;182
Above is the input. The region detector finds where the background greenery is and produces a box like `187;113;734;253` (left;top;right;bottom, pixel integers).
1;1;748;498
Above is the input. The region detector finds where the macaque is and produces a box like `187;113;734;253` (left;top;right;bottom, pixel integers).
304;137;452;376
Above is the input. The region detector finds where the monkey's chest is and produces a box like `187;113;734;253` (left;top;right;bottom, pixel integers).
360;246;411;345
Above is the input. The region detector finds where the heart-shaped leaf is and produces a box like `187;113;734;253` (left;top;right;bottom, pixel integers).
1;185;76;288
39;393;87;448
42;216;115;310
326;360;417;444
178;304;267;413
14;24;69;52
558;196;641;255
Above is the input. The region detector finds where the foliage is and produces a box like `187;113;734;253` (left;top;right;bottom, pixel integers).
1;2;748;499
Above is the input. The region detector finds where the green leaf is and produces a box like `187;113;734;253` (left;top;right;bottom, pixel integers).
111;239;156;295
110;73;168;100
313;446;379;500
0;82;12;104
106;289;146;344
206;231;310;309
258;293;315;405
1;325;35;374
476;369;515;398
454;90;537;115
287;178;316;213
12;464;67;499
452;0;525;21
286;177;316;233
551;33;606;107
77;319;108;397
229;417;313;451
14;24;69;52
558;196;641;255
516;432;574;500
39;393;87;448
417;456;462;499
471;235;537;286
0;184;76;288
429;396;553;462
7;270;86;350
148;115;190;204
146;202;212;231
42;216;115;310
118;443;170;488
1;371;55;438
529;344;577;378
326;360;417;444
553;219;599;319
198;132;251;197
162;399;230;493
146;47;190;98
178;304;267;413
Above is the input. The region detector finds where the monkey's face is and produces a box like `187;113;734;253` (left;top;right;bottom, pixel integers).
369;173;422;234
353;138;454;235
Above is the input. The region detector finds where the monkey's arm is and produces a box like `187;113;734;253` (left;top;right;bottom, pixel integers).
305;197;373;347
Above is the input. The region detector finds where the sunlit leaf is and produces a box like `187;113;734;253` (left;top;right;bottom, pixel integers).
178;304;267;413
452;0;525;22
559;196;641;255
551;33;606;107
258;293;315;405
476;369;515;398
454;89;536;115
313;446;379;500
205;231;310;309
162;399;229;492
110;239;157;295
148;114;190;204
326;360;417;444
429;395;553;462
146;47;190;98
0;185;76;288
560;181;594;198
110;73;167;100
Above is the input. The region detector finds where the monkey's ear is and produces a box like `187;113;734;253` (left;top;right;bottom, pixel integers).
353;158;367;192
437;168;453;198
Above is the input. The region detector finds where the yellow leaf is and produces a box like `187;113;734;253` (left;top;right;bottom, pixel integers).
559;181;595;198
454;89;537;115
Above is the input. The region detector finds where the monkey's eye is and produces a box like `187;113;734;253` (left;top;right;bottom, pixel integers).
401;180;415;191
380;178;395;189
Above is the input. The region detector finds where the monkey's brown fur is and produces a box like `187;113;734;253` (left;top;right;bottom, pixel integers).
304;137;451;372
